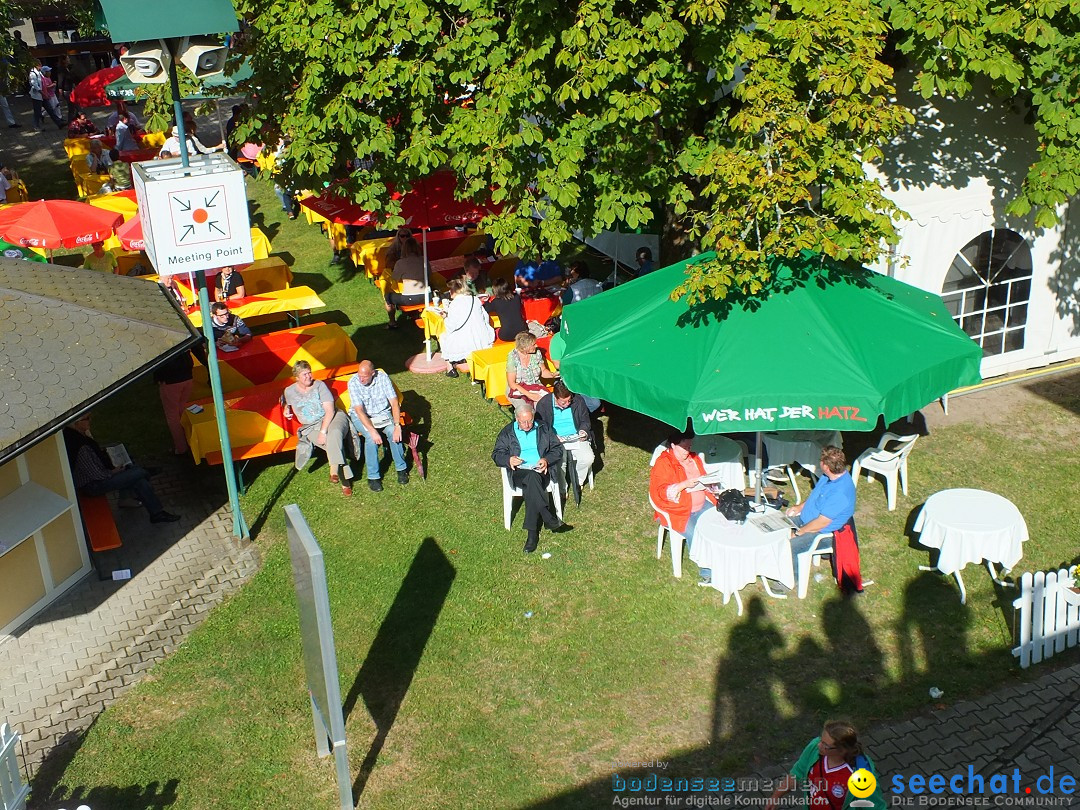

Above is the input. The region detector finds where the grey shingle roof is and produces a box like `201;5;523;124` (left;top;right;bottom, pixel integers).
0;259;201;465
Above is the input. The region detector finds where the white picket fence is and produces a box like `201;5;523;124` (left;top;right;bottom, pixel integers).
1012;566;1080;668
0;723;29;810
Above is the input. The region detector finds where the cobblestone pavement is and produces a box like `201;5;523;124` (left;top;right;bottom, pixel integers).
752;660;1080;805
0;454;258;774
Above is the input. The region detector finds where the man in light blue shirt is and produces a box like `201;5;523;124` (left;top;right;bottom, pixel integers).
786;445;856;583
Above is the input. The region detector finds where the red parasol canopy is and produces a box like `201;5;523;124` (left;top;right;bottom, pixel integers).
115;214;146;251
0;200;123;250
70;66;126;109
397;171;503;230
298;171;502;229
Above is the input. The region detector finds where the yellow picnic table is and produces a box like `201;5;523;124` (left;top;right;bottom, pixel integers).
185;286;324;327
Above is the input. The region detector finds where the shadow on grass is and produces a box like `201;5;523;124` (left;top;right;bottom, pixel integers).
344;537;456;802
346;321;421;376
29;718;180;810
247;465;297;539
518;583;1017;810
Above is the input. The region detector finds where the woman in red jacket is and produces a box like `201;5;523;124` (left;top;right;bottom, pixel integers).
648;430;717;583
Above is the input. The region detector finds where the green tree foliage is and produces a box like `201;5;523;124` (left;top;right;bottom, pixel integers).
882;0;1080;229
230;0;1067;301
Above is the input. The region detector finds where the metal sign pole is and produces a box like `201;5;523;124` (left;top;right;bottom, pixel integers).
168;53;247;538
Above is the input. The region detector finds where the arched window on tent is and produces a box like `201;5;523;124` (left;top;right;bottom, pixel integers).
941;228;1032;357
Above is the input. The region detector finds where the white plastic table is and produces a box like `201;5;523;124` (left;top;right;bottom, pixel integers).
689;508;795;615
913;488;1029;604
691;435;745;491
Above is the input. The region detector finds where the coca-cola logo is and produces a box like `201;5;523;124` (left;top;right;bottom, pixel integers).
74;234;96;245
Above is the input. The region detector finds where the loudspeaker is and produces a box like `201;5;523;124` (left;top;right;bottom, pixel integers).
178;36;229;79
119;39;172;84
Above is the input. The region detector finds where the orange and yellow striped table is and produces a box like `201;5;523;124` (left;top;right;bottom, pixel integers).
191;322;357;397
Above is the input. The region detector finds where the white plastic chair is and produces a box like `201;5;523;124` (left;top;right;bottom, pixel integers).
648;443;685;577
851;432;918;511
649;492;685;578
796;532;835;598
500;467;563;530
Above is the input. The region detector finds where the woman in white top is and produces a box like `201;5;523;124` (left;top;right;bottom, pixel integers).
440;277;496;376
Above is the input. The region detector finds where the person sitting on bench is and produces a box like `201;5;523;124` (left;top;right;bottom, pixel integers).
63;414;180;523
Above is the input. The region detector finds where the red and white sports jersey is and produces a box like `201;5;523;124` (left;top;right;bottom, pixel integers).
805;757;853;810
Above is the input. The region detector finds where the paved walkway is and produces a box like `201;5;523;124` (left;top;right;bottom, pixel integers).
0;454;258;774
751;660;1080;804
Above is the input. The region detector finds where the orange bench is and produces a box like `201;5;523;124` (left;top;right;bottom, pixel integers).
77;493;123;552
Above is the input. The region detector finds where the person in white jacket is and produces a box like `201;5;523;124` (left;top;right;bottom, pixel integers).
440;277;495;377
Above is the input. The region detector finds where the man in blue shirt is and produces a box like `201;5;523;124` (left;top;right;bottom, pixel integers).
492;403;570;552
786;446;856;583
514;259;563;290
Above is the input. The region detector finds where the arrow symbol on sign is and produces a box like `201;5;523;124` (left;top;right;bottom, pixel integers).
179;224;195;242
175;197;191;212
208;221;226;236
204;190;220;207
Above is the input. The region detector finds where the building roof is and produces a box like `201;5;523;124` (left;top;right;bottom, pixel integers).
0;260;201;465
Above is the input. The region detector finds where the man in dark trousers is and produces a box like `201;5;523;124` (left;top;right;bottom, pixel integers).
492;402;570;553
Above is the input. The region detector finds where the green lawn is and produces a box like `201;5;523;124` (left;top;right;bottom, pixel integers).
30;173;1080;809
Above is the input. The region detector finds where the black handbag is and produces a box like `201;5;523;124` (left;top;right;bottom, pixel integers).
716;488;750;522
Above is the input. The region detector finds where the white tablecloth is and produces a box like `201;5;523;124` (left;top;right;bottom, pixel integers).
691;435;745;491
913;489;1028;575
689;509;795;600
761;430;844;472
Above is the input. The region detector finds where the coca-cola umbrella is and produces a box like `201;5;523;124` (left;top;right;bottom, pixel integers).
70;66;126;109
115;214;146;251
0;200;123;256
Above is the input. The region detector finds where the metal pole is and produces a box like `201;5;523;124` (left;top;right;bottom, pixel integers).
195;271;248;538
168;50;190;169
169;52;247;537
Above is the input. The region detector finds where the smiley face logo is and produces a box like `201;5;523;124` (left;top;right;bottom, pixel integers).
848;769;876;798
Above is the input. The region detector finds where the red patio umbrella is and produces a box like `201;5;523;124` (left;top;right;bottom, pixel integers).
397;171;503;229
116;213;145;251
0;200;123;250
298;171;503;228
70;66;125;109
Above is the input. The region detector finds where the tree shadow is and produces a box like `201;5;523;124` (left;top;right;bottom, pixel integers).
676;252;879;328
290;270;332;294
877;76;1039;222
29;718;180;810
1046;204;1080;338
347;322;422;376
1021;366;1080;421
342;537;455;802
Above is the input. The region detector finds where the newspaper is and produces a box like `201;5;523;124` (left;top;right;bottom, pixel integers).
104;443;131;468
750;511;797;533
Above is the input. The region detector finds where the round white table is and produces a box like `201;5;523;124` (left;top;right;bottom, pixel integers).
761;430;844;470
691;435;745;491
689;508;795;613
913;488;1029;604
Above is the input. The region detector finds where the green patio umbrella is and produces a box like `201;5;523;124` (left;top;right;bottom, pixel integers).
558;251;982;435
0;241;47;262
